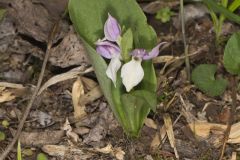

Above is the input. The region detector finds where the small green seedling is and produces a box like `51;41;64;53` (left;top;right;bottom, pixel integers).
0;8;6;22
192;32;240;96
37;153;48;160
22;148;34;157
155;7;174;23
2;120;9;128
0;131;6;141
203;0;240;45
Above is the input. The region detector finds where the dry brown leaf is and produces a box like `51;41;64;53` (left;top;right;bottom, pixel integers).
114;147;125;160
10;129;64;146
144;118;157;129
95;144;125;160
150;133;161;150
72;77;86;120
163;114;179;159
231;152;237;160
187;121;240;144
153;55;175;64
38;66;93;95
95;144;113;154
0;87;16;103
63;119;80;143
81;77;98;90
0;82;24;89
79;86;103;106
42;145;88;158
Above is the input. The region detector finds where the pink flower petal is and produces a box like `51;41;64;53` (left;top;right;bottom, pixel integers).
104;13;121;42
96;40;120;59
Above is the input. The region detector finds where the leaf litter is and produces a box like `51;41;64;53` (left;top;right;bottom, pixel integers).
0;0;240;159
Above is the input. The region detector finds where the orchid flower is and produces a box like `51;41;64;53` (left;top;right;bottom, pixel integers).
96;14;122;87
104;13;121;43
121;43;166;92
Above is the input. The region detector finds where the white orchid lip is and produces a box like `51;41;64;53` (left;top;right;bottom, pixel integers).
121;57;144;92
121;42;166;92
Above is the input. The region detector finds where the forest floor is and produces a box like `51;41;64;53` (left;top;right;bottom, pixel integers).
0;0;240;160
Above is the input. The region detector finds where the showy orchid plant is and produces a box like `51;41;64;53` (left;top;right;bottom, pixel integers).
96;14;164;92
69;0;163;137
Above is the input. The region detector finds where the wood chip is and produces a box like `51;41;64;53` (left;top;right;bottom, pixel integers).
144;118;158;129
79;85;103;106
163;114;179;159
10;129;64;147
95;144;125;160
0;87;16;103
72;77;86;120
187;121;240;144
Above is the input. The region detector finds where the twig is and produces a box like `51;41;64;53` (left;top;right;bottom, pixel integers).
219;75;237;160
180;0;190;81
0;21;59;160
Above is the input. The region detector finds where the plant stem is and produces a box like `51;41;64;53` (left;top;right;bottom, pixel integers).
219;75;237;160
180;0;190;81
216;0;228;46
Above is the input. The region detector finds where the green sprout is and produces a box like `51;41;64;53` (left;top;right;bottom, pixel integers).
155;7;174;23
37;153;48;160
203;0;240;46
0;131;6;141
2;120;9;128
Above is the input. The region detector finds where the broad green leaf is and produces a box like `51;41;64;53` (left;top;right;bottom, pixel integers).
140;61;157;91
203;0;240;24
191;64;228;96
121;93;150;136
120;28;133;62
68;0;156;49
132;90;157;111
223;32;240;75
37;153;48;160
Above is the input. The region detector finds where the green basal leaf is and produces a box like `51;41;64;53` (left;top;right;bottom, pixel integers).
203;0;240;24
223;32;240;75
121;28;133;62
121;93;150;136
191;64;228;96
132;90;157;112
68;0;158;137
229;0;240;12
